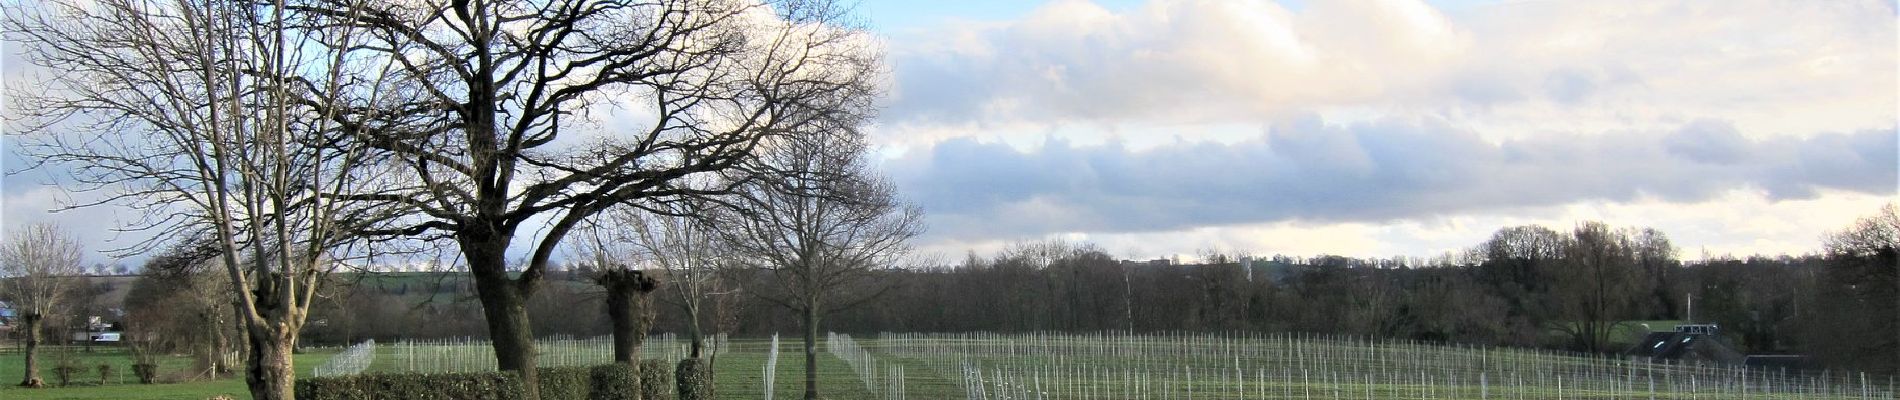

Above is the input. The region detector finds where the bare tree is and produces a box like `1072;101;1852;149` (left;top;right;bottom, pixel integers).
0;223;85;388
123;236;242;379
717;131;923;400
1826;203;1900;256
1551;222;1651;353
1633;228;1680;319
611;202;734;399
581;202;731;358
1820;203;1899;375
264;0;880;392
5;1;390;397
1476;225;1566;342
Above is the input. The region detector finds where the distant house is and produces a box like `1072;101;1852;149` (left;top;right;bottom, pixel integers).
1626;324;1744;365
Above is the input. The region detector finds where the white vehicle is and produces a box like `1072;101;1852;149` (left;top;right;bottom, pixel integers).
84;332;122;342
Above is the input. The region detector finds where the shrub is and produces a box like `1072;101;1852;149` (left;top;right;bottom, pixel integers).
51;366;80;387
98;364;112;385
132;363;158;384
296;365;658;400
588;364;640;400
535;367;590;400
639;359;674;400
295;371;526;400
130;346;160;384
675;358;713;400
51;348;81;386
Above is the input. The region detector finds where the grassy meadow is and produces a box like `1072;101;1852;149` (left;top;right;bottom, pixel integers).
0;332;1891;399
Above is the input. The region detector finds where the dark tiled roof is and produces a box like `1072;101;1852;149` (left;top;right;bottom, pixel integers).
1626;332;1744;364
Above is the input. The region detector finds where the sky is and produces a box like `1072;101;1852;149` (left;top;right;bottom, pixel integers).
856;0;1898;262
3;0;1896;266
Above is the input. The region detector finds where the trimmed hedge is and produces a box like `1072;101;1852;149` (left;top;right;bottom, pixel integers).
298;364;646;400
536;367;591;400
295;371;526;400
675;358;714;400
639;359;674;400
588;364;641;400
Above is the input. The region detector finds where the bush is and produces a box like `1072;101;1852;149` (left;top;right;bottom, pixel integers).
675;358;713;400
535;367;590;400
132;363;158;384
52;365;81;387
295;371;526;400
51;348;81;386
639;359;674;400
130;345;160;384
588;364;640;400
98;364;112;385
297;365;654;400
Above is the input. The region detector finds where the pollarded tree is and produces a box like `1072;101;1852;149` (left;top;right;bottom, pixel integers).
0;223;85;388
6;1;394;398
606;202;731;399
277;0;881;392
614;202;729;360
717;131;923;400
563;219;662;366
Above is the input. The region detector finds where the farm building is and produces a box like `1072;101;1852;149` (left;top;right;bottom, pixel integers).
1626;324;1745;365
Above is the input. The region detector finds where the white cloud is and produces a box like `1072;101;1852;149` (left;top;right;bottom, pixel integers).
892;116;1894;243
884;0;1895;137
885;0;1471;125
874;0;1896;258
919;189;1897;262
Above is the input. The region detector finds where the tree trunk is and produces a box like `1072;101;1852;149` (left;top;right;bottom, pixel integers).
227;299;246;375
607;287;640;364
598;269;658;365
686;306;703;359
802;303;820;400
466;237;540;400
473;269;539;398
243;326;296;400
18;314;44;388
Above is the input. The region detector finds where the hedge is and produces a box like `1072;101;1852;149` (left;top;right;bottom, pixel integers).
297;364;644;400
675;358;714;400
536;367;591;400
588;363;641;400
639;359;674;400
295;371;525;400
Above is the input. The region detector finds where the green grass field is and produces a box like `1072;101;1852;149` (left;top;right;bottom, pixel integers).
0;333;1889;399
0;346;336;400
853;332;1890;399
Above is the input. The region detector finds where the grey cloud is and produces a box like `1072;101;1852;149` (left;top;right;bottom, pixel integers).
1664;120;1752;164
880;1;1892;131
890;118;1898;241
1542;68;1598;104
1539;65;1642;105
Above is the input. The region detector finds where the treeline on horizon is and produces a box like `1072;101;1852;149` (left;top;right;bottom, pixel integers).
124;207;1898;376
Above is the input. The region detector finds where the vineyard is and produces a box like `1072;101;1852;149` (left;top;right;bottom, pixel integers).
306;332;1897;399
